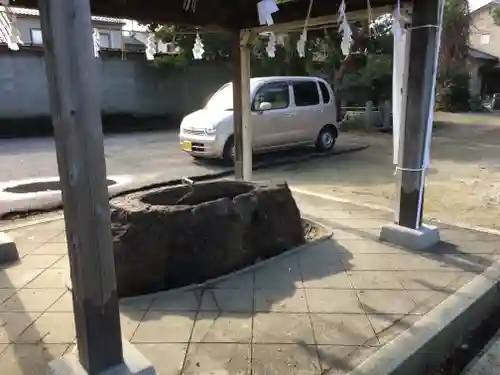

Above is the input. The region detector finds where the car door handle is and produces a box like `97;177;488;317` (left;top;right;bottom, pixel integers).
285;113;297;117
316;109;324;113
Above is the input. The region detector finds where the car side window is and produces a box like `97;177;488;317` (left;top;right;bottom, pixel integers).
319;81;331;103
293;81;320;107
253;82;290;111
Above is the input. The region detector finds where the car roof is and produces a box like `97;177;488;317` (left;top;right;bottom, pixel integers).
250;76;324;84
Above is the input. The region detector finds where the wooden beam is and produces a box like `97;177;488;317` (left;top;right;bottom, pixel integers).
13;0;405;29
38;0;123;373
250;5;394;34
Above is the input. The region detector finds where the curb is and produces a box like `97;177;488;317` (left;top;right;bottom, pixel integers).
111;143;369;199
118;216;333;305
0;214;64;232
0;143;368;221
347;261;500;375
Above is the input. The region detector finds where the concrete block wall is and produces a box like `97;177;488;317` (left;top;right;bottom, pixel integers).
0;48;231;121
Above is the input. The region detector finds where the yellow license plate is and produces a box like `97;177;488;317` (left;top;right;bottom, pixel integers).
183;141;192;151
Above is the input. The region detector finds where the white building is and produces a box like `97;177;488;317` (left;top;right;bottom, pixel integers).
0;6;125;49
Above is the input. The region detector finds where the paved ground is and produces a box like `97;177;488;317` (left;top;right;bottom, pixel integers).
0;192;498;375
3;112;500;229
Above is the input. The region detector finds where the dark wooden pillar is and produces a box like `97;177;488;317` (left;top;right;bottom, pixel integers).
231;31;244;180
38;0;123;373
231;30;252;180
396;0;443;229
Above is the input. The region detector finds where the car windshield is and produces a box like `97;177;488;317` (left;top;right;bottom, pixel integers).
206;83;234;111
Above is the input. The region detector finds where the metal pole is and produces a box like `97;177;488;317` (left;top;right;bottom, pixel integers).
38;0;123;373
395;0;444;229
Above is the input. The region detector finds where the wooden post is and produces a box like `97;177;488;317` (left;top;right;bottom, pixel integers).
395;0;444;228
240;30;252;181
382;100;392;130
232;32;244;180
231;30;252;180
38;0;123;373
364;101;373;130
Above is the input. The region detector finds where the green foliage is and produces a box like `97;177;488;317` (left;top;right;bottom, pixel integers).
491;6;500;26
440;0;470;74
152;15;393;106
152;53;190;70
156;26;232;62
436;72;470;112
437;0;471;111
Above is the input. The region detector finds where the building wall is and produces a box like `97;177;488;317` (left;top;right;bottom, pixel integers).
14;16;124;49
470;5;500;58
0;48;231;120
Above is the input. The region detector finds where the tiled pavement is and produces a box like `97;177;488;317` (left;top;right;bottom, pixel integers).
0;192;499;375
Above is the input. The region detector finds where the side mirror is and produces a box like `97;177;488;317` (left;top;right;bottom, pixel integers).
258;102;272;111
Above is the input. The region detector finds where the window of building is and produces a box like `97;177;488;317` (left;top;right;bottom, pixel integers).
253;82;290;111
99;31;111;48
293;81;320;107
30;28;43;45
319;81;331;103
480;33;491;45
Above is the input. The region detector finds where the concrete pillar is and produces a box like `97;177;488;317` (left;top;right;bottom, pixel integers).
364;101;373;130
0;232;19;264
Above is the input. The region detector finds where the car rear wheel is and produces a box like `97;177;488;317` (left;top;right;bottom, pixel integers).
315;125;337;152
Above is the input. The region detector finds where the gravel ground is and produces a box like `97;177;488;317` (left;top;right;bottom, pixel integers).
253;112;500;229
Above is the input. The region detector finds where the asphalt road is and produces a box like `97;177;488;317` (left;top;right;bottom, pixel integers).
0;130;368;187
0;130;226;183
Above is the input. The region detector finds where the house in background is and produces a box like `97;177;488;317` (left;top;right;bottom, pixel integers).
0;6;125;49
1;7;177;56
122;30;174;54
469;1;500;98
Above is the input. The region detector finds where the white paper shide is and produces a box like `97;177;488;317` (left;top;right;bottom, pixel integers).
192;31;205;60
257;0;279;26
0;2;22;51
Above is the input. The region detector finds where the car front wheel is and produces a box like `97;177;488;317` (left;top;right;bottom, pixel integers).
315;126;337;152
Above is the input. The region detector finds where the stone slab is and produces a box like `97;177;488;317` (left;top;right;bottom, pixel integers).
380;223;440;251
0;232;19;264
46;340;156;375
348;262;500;375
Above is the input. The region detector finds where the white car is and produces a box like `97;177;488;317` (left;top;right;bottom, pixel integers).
179;76;339;160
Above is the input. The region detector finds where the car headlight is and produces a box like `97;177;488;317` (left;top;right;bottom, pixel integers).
205;125;217;134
